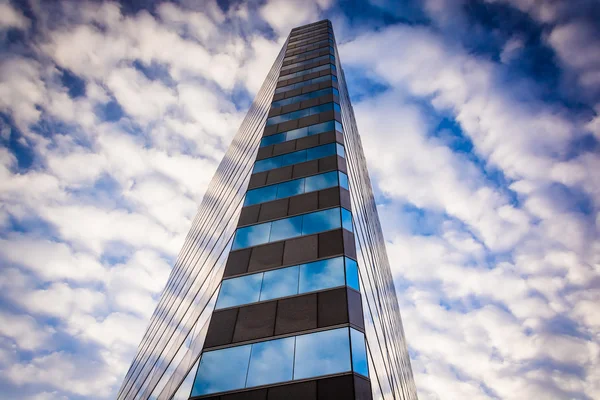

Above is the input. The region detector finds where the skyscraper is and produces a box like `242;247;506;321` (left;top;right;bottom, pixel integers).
118;20;417;400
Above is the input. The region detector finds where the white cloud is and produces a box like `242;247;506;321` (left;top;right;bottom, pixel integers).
0;312;54;351
0;1;30;30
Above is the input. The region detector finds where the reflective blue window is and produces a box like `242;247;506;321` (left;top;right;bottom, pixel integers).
269;215;302;242
244;171;345;207
309;120;335;134
304;171;338;192
216;273;263;309
191;344;251;396
341;208;353;232
260;134;286;147
214;256;349;309
274;75;335;95
345;257;360;291
253;142;343;174
232;222;271;250
338;171;349;190
244;185;277;206
276;179;305;198
350;329;369;377
284;149;306;165
299;257;345;293
193;328;360;395
302;207;340;235
246;337;295;386
293;328;351;379
280;55;335;72
260;120;339;148
232;207;347;249
306;143;335;161
283;45;332;63
335;120;344;133
336;143;345;158
260;266;299;301
271;87;335;108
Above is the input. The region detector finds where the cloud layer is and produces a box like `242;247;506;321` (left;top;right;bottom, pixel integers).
0;0;598;399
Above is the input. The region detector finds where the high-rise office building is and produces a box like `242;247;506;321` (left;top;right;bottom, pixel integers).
118;20;417;400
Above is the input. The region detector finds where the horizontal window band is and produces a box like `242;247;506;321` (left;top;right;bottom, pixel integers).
189;372;362;400
287;33;333;49
223;227;357;279
224;249;359;280
252;141;345;173
191;327;369;397
243;170;349;207
231;206;353;250
269;92;340;123
281;54;335;72
291;22;330;35
285;39;333;56
289;28;332;43
215;256;360;310
269;87;340;112
277;63;335;82
248;155;347;192
257;129;342;160
282;47;334;67
274;74;337;95
283;45;333;64
284;40;333;58
261;120;343;148
238;185;352;227
266;101;340;126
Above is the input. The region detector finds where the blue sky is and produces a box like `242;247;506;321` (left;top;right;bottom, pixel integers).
0;0;599;399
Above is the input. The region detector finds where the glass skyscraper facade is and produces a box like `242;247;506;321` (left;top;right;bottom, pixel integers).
118;20;418;400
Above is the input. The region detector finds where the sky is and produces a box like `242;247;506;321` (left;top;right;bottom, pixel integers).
0;0;598;399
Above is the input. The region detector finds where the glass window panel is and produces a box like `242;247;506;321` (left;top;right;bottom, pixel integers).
253;157;280;173
301;207;340;235
260;266;299;301
304;171;338;192
293;327;351;380
299;257;345;293
191;345;251;396
281;149;306;167
232;222;271;250
261;134;285;147
338;172;349;190
306;143;335;162
335;121;343;133
344;257;360;291
308;120;332;135
216;273;263;309
286;126;307;140
246;337;295;387
276;178;305;199
336;143;345;158
350;329;369;377
333;103;341;112
341;208;353;232
244;185;278;206
269;215;303;242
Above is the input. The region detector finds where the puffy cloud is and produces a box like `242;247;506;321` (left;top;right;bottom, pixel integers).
0;1;30;30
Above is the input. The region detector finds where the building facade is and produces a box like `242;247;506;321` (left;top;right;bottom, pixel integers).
117;20;418;400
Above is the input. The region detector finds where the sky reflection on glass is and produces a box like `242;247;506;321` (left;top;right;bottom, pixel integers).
299;257;345;292
191;344;251;396
246;337;295;387
293;327;351;379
